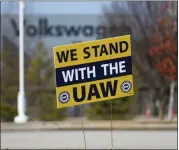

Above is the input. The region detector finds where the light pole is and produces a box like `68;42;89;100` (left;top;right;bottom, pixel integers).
14;1;28;124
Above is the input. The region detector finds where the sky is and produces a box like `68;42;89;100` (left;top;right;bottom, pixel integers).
1;2;110;14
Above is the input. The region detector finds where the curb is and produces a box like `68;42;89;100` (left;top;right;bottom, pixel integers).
87;121;177;124
1;121;177;132
1;127;177;132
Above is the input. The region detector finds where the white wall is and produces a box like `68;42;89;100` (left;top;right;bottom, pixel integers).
2;14;107;56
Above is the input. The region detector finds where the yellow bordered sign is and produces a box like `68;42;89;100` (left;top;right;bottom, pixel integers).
53;35;134;108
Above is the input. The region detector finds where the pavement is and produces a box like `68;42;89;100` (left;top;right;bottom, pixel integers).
1;130;177;149
1;118;177;131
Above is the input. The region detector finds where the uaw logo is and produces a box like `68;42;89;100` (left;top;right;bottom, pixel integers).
58;91;70;104
121;81;132;93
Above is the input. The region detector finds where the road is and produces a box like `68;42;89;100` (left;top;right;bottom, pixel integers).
1;130;177;149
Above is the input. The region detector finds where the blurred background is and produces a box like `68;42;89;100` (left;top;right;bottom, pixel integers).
1;1;178;122
1;1;178;149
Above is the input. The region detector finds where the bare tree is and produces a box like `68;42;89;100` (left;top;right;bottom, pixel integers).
102;1;177;120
